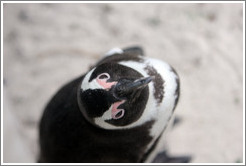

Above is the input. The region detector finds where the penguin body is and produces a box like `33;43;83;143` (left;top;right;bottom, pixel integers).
39;46;180;163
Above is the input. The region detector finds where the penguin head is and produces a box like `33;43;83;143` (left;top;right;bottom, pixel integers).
78;62;153;129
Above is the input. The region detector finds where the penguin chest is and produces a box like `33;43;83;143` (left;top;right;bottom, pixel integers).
118;57;179;161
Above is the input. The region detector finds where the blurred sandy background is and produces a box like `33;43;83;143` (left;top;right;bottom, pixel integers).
2;3;244;163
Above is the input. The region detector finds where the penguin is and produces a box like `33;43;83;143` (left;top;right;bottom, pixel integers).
38;46;181;163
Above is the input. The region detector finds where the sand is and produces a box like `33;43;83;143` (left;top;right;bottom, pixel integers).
2;2;244;163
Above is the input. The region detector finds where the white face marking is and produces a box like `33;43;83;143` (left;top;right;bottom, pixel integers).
104;47;123;57
81;69;116;91
94;100;126;129
119;60;149;77
100;105;113;120
94;106;122;130
81;68;98;91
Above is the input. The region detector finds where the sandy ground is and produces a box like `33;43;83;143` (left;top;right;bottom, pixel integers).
2;3;244;163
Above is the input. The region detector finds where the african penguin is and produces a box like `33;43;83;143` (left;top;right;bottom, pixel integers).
38;46;180;163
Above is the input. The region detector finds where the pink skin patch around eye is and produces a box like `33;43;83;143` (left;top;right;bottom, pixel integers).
111;100;126;119
96;73;125;119
96;73;117;90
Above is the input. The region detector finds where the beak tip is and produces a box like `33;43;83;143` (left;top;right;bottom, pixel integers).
140;76;154;85
148;76;155;82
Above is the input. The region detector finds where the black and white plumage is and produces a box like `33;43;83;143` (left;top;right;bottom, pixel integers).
38;46;180;163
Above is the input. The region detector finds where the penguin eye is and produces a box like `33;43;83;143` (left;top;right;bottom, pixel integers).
113;109;125;119
97;73;110;80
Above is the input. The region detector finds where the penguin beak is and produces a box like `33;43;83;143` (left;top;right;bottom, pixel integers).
113;76;154;98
